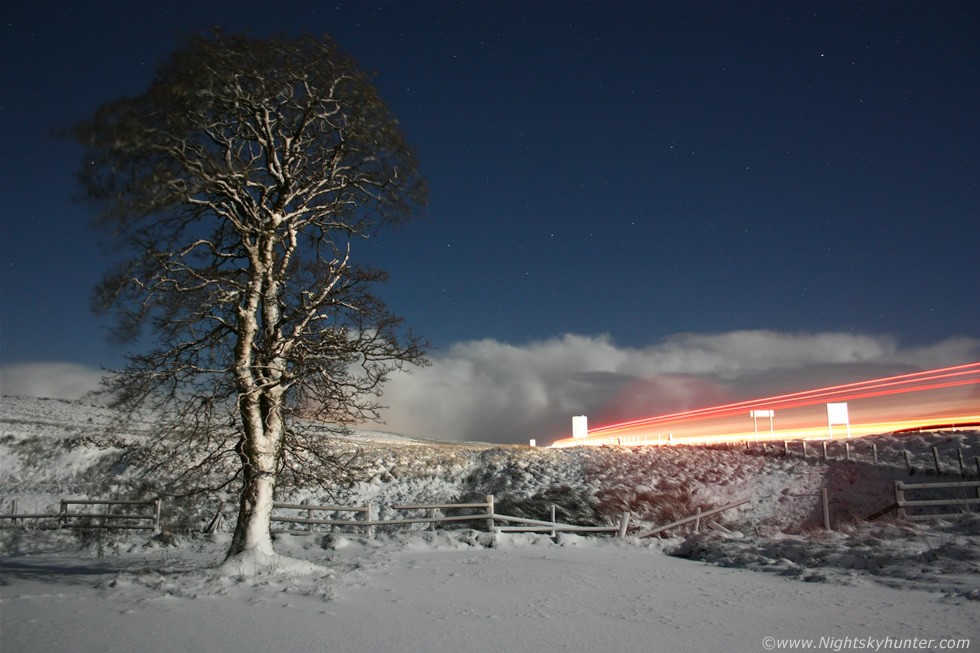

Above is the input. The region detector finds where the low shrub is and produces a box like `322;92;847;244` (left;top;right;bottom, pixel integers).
492;485;604;527
596;479;709;526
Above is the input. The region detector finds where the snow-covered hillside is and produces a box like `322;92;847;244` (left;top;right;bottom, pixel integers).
2;395;979;652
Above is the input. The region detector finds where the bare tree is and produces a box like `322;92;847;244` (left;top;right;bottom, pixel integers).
75;30;427;564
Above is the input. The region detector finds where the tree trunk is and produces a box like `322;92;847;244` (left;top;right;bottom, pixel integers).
226;244;285;562
226;453;277;559
226;391;283;560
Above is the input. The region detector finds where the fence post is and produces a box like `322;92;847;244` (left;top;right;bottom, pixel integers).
894;481;906;518
957;449;965;477
932;447;942;475
550;504;556;538
821;488;831;531
618;511;631;538
693;507;702;534
845;442;850;462
801;441;807;459
365;503;375;539
59;499;67;528
904;450;913;474
822;442;828;461
486;495;494;532
872;444;878;466
154;499;162;531
9;499;16;526
783;441;788;456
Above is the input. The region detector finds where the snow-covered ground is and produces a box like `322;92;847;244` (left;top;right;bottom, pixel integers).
2;395;979;652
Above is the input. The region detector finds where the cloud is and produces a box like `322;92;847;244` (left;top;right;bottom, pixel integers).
375;331;980;445
4;331;976;446
0;362;105;400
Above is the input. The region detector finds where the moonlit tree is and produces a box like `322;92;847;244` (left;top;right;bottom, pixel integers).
75;30;427;564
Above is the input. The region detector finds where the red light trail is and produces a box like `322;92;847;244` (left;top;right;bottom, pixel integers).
550;362;980;448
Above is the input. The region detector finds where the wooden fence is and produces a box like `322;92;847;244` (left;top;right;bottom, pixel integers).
3;494;752;539
0;498;59;527
273;495;755;539
0;498;162;531
637;499;750;538
271;502;375;535
271;496;638;537
391;498;495;533
893;480;980;521
494;511;631;536
754;440;980;478
270;497;495;537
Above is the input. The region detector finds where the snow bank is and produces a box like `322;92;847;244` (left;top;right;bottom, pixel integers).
2;530;977;653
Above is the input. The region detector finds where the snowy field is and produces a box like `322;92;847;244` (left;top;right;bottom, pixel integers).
2;395;979;652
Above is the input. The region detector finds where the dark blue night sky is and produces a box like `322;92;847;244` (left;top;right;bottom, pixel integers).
2;2;978;417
